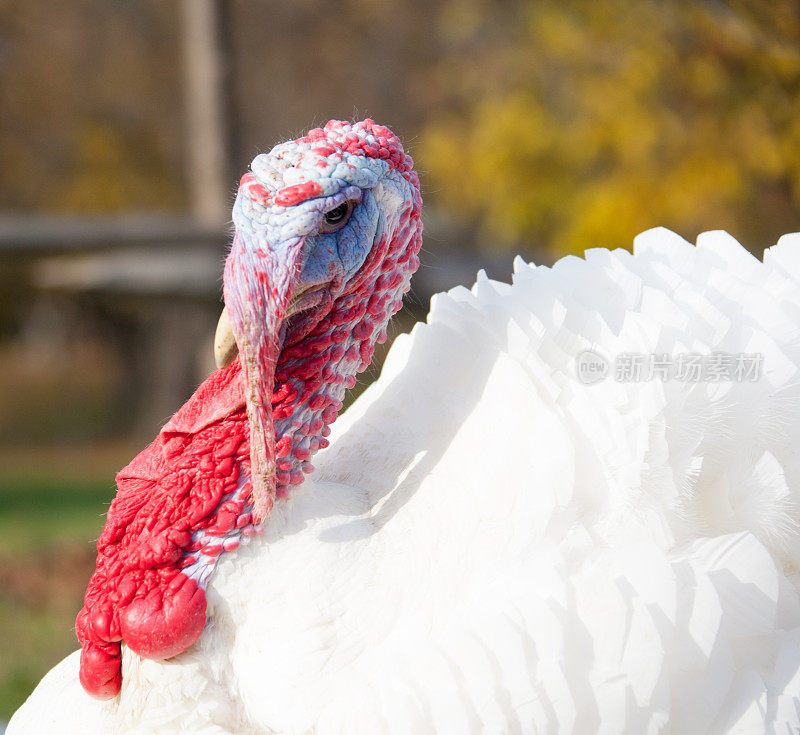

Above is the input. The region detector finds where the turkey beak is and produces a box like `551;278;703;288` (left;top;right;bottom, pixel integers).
222;229;304;522
214;307;238;369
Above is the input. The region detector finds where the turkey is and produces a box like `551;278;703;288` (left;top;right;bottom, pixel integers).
8;119;800;734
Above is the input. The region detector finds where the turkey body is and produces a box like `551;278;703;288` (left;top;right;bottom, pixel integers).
10;228;800;733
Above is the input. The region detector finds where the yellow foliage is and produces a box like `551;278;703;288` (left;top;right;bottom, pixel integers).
53;120;182;213
420;0;800;256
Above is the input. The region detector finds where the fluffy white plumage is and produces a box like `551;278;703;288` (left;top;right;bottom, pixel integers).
10;227;800;734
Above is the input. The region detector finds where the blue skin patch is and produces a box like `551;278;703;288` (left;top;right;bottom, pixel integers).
298;188;380;291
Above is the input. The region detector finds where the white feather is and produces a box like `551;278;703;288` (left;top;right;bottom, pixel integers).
10;229;800;733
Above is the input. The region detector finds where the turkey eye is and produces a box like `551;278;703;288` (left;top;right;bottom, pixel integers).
319;201;353;233
325;203;348;224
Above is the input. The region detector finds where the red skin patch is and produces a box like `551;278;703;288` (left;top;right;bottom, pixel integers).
239;173;272;207
76;362;249;699
274;181;323;207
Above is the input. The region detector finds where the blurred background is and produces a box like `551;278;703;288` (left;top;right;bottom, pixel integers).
0;0;798;722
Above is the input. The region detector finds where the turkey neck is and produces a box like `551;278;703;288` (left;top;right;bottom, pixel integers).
268;199;422;500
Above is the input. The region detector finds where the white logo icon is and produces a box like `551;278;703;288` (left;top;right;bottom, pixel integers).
576;349;609;384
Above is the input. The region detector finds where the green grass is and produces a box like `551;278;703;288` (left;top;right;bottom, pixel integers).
0;476;112;554
0;595;81;720
0;447;130;722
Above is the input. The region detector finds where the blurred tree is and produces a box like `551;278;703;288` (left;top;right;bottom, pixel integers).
0;0;183;212
420;0;800;255
0;0;441;215
2;0;798;253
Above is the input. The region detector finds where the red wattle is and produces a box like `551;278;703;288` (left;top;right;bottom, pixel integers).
78;639;122;700
120;573;207;660
76;361;250;700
